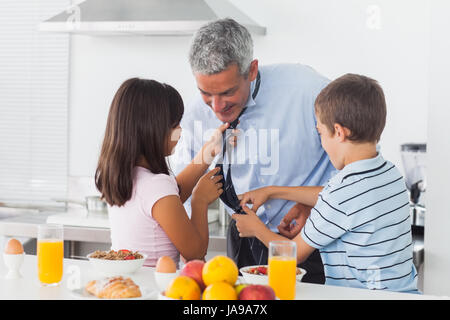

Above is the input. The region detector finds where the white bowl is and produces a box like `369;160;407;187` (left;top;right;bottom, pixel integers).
86;252;147;276
240;265;307;285
153;270;179;293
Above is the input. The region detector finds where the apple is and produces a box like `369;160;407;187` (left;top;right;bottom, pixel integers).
180;260;206;291
238;284;276;300
235;283;248;296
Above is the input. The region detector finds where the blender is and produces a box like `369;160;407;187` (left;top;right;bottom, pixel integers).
400;143;427;227
400;143;426;271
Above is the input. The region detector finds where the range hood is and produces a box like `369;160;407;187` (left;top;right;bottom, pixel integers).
39;0;266;36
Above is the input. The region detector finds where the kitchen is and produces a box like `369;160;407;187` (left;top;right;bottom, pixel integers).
1;0;450;303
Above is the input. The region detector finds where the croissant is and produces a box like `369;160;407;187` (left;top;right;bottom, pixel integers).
85;276;142;299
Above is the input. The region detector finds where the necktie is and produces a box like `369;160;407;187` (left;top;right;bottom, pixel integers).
216;71;260;214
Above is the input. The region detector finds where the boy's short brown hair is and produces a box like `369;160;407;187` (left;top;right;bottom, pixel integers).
314;73;386;143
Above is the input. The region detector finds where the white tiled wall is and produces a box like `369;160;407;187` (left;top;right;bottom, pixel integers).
67;176;101;203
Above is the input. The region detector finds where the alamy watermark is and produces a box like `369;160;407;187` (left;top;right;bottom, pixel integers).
172;121;280;176
65;4;81;30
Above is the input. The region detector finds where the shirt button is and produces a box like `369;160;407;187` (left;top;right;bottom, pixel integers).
266;204;272;209
260;177;265;183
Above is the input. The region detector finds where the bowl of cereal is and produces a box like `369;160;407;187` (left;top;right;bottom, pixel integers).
239;265;306;285
87;250;147;276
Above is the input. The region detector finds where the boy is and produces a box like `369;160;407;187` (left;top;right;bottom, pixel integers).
233;74;419;292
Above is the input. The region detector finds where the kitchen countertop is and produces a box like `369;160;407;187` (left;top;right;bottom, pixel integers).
0;210;112;243
0;208;425;265
0;208;228;252
0;254;444;300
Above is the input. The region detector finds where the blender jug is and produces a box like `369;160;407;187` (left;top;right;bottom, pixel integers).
400;143;426;226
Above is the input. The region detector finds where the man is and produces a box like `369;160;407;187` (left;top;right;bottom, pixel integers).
172;18;335;284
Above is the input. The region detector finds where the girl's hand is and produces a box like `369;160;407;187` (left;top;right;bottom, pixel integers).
192;167;223;205
201;122;230;164
201;122;241;164
238;187;271;213
232;205;265;237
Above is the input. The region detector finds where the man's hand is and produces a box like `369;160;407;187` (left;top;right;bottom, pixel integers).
277;203;312;239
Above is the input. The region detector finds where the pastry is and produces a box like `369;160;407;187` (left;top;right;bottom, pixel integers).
85;276;142;299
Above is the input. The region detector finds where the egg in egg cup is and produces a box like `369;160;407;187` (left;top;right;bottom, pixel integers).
3;238;25;279
154;256;179;293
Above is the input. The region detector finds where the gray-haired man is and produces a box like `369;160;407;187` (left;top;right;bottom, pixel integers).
173;18;336;284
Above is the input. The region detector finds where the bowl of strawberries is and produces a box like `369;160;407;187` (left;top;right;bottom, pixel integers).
239;265;306;285
87;249;147;276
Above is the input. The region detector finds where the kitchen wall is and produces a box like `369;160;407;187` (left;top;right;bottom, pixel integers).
69;0;430;181
423;0;450;297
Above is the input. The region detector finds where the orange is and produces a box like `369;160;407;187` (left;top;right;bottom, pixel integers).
203;282;238;300
202;255;238;286
165;276;201;300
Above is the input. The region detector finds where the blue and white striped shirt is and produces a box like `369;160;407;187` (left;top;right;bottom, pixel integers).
301;153;419;293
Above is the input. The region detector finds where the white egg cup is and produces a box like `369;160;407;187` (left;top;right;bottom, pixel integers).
3;253;25;279
153;270;179;293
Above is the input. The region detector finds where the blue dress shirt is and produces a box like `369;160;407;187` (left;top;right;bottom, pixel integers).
172;63;336;232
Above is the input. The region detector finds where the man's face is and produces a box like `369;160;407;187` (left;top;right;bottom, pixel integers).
194;61;258;123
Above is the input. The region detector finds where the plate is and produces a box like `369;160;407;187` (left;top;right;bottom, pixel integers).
70;286;157;300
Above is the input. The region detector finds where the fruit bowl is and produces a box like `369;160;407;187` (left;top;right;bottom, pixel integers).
86;251;147;276
239;265;307;285
155;256;278;300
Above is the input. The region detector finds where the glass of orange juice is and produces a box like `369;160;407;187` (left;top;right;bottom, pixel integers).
268;240;297;300
37;224;64;286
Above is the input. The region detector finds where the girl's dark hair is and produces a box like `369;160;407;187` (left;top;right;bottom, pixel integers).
95;78;184;206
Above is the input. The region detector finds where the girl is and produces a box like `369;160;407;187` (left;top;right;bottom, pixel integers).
95;78;228;267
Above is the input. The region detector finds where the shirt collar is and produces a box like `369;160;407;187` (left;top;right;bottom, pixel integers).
244;73;260;108
331;152;386;184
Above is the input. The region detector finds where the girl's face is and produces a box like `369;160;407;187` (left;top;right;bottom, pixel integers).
166;124;182;156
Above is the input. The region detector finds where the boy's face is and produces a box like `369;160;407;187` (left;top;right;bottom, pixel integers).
316;114;345;170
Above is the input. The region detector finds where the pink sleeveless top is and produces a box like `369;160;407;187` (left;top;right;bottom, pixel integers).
108;166;180;267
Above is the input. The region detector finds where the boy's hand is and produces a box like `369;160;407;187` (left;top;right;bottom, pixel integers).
232;205;265;238
277;203;312;239
238;187;271;213
192;167;223;205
